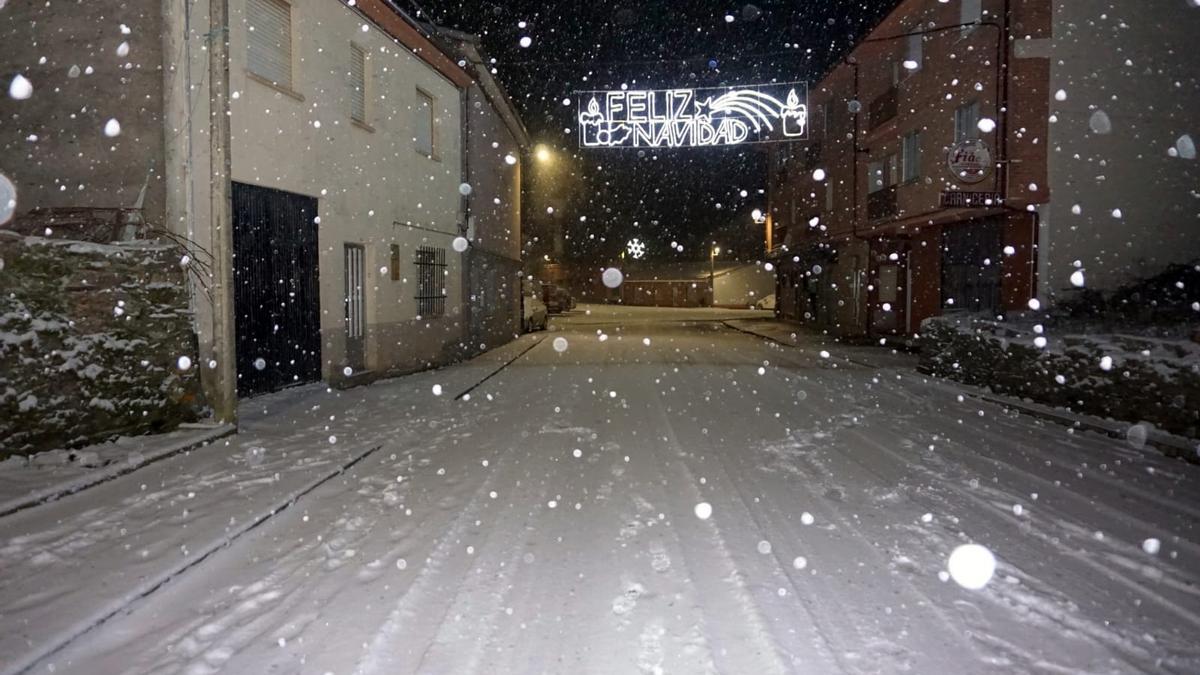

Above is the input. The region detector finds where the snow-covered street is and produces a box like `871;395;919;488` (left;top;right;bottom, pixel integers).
4;305;1199;674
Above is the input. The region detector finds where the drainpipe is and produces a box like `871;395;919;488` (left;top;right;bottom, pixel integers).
998;0;1011;204
459;85;472;352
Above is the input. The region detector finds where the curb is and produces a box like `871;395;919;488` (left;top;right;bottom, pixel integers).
0;423;237;519
726;319;1197;463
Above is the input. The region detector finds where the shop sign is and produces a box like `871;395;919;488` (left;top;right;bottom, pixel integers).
947;139;992;184
939;190;1003;208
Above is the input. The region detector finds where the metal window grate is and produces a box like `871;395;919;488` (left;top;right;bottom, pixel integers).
414;245;447;317
349;44;366;122
247;0;292;89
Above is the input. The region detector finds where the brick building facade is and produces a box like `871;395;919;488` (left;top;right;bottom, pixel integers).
767;0;1200;338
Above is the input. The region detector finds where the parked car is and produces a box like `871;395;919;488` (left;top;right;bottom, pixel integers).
754;293;777;310
522;278;548;332
542;283;565;314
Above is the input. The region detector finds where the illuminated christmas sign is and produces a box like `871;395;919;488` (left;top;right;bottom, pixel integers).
577;82;808;149
626;238;647;259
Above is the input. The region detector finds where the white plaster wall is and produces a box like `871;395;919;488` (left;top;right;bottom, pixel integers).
714;264;776;307
166;0;466;383
465;86;522;261
1042;1;1200;301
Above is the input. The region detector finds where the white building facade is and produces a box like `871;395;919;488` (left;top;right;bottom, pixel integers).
162;0;483;397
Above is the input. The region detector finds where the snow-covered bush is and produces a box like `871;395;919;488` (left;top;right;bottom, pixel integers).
919;313;1200;443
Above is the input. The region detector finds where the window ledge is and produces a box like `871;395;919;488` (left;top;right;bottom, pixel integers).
352;118;375;133
245;71;304;102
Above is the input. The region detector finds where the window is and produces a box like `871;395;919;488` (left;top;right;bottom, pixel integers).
415;89;435;157
902;130;922;182
389;244;401;281
349;44;367;123
904;30;923;72
414;245;447;317
954;101;980;143
247;0;293;90
961;0;982;30
868;155;897;193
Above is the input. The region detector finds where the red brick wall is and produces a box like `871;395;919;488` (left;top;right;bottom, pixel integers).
910;226;943;330
1000;211;1038;309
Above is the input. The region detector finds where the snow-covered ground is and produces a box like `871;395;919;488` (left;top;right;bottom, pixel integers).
0;424;233;517
4;305;1198;674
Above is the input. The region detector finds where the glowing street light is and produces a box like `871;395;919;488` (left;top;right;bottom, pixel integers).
535;144;554;163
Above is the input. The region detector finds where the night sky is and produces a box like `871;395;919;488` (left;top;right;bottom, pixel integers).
417;1;895;264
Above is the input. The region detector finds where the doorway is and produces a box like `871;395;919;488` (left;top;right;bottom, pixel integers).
232;183;322;397
869;241;908;336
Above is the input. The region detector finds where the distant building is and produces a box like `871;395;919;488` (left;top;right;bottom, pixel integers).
767;0;1200;337
613;262;774;308
0;0;529;401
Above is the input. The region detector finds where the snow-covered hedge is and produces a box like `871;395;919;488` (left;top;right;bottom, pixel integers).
919;314;1200;440
0;231;204;458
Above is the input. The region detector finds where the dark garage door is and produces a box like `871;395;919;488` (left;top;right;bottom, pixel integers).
232;183;322;397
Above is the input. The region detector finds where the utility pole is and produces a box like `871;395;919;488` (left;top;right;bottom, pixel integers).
709;244;719;307
207;0;237;424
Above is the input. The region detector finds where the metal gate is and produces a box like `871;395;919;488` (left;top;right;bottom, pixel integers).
344;243;366;371
232;183;322;397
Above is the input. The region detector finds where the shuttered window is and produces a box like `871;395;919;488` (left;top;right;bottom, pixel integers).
414;89;435;157
247;0;293;89
349;44;366;122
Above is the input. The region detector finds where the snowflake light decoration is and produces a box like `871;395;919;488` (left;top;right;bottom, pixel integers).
626;238;647;259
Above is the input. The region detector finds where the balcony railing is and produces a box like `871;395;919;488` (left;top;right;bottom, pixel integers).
867;186;898;221
868;87;898;130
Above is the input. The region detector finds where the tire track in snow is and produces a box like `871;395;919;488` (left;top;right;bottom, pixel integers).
3;436;390;675
839;426;1199;666
757;370;1184;669
644;357;843;674
711;327;1133;670
935;407;1200;558
354;443;524;675
863;394;1200;602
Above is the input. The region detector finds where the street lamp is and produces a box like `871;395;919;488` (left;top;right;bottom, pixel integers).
535;144;553;164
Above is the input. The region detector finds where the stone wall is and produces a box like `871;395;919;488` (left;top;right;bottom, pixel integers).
919;315;1200;441
0;231;204;458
